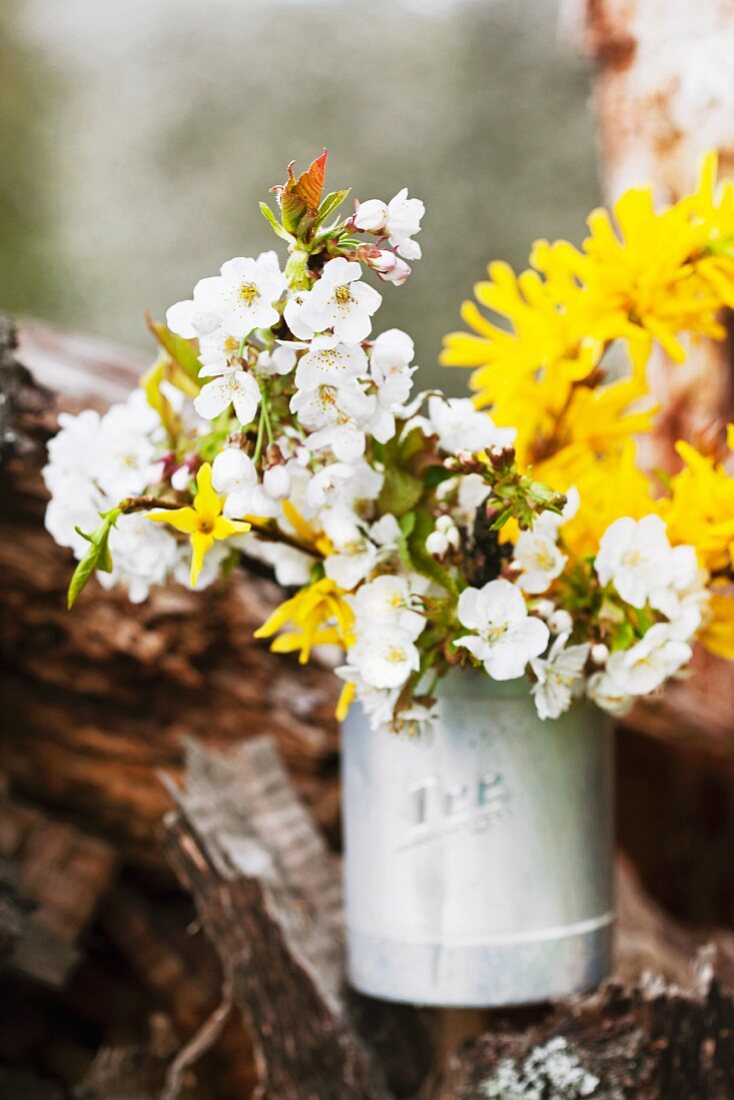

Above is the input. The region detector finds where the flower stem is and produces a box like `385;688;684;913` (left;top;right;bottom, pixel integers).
261;388;274;446
246;519;321;558
118;495;181;514
253;395;268;466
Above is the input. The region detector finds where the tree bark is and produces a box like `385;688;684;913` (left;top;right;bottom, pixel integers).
0;319;342;873
162;736;399;1100
574;0;734;468
163;734;734;1100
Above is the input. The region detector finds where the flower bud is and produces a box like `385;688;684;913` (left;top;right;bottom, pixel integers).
591;643;610;665
548;609;573;634
446;526;461;550
369;250;412;286
354;198;389;232
533;599;555;620
263;464;291;500
426;530;449;558
436;515;454;534
171;464;192;491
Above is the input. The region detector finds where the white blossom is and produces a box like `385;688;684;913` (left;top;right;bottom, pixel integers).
515;528;567;594
353;199;389;232
335;665;399;730
211;448;277;518
43;409;102;496
602;623;692;696
166;290;222;341
369;513;401;548
442;473;491;528
367;328;418;442
198;332;244;376
423;516;459;561
348;627;421;689
595;514;675;609
238;535;314;587
93;395;158;501
291;379;376;461
283;292;317;341
426;529;450;558
167;252;286;341
44;485;103;558
322;509;378;590
305;463;358;512
455;578;549;680
194;368;261;425
262;464;291;500
586;671;634;717
255;344;298;377
351;575;424;639
296;258;382;343
428;396;516;455
649;544;709;638
531;634;590;720
294;337;368;390
385;189;425;260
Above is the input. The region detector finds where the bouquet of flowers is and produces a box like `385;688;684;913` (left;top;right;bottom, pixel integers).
44;151;734;734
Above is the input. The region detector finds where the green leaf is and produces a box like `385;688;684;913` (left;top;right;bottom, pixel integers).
67;507;121;609
315;188;350;228
407;510;459;596
274;150;328;238
396;511;416;570
610;620;636;651
377;466;424;518
280;190;310;235
488;508;512;531
259;201;295;243
423;465;455;490
146;316;202;383
398;426;426;465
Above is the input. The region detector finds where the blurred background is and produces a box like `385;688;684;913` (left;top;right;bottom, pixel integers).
0;0;600;391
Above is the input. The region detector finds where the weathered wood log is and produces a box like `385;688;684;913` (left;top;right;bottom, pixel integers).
162;735;413;1100
435;965;734;1100
99;879;257;1098
0;318;342;873
0;793;116;988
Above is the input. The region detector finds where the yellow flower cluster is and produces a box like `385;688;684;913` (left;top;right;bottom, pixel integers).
254;577;355;664
442;152;734;657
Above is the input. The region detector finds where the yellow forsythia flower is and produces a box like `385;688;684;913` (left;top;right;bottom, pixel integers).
254;577;355;664
699;593;734;660
148;462;250;586
441;151;733;474
660;436;734;575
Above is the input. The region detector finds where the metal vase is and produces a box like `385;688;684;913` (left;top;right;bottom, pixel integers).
341;670;614;1007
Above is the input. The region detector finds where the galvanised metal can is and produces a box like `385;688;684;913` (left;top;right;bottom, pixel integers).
341;670;614;1007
